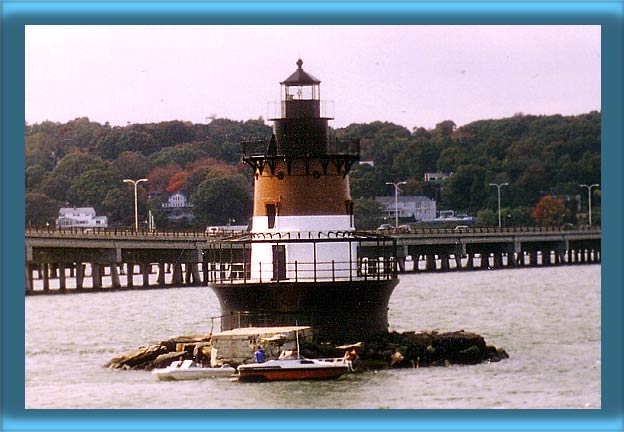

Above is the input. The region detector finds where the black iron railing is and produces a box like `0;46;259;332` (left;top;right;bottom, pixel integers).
241;136;360;158
205;257;397;285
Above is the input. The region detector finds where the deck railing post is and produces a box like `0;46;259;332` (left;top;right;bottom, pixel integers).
332;260;335;282
313;242;317;283
295;261;298;283
349;242;353;281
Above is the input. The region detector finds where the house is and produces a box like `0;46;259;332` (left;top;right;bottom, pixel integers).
424;172;451;182
375;195;437;222
162;191;194;222
56;207;108;228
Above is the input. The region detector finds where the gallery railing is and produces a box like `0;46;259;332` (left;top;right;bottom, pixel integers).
206;257;398;284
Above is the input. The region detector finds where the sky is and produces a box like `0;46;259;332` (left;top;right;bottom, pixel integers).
25;25;601;130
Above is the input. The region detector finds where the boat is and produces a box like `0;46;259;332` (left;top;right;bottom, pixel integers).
237;352;351;382
152;360;236;381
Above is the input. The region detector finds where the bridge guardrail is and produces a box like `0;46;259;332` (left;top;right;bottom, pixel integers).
25;225;601;239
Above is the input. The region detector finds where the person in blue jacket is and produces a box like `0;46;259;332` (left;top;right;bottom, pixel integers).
254;346;266;363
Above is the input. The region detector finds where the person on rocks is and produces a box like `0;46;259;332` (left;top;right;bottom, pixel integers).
343;349;358;370
254;346;266;363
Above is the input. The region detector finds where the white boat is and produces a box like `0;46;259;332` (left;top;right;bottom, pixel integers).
152;360;236;381
237;353;351;382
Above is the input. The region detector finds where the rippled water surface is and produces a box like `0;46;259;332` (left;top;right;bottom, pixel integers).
25;265;600;408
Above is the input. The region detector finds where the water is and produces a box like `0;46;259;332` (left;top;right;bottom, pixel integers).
25;265;601;409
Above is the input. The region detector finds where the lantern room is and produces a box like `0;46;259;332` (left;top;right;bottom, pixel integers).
279;59;322;119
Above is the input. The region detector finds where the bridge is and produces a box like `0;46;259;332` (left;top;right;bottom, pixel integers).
25;226;601;294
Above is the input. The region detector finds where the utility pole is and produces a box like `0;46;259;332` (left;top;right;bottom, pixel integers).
489;183;509;228
386;181;407;227
579;183;600;226
123;178;148;232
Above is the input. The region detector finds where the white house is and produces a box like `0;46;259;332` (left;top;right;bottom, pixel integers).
424;172;451;182
162;191;194;222
56;207;108;228
375;195;437;222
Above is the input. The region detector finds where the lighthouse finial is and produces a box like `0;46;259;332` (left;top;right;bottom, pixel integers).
296;58;303;69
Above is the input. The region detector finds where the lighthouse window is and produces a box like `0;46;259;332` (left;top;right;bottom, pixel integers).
266;204;276;229
286;85;313;100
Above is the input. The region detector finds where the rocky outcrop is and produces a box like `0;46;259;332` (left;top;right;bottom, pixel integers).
106;330;508;371
301;330;509;369
105;335;211;370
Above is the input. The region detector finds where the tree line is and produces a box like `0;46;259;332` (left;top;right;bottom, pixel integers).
25;112;600;229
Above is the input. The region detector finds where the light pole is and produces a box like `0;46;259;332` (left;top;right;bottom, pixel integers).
386;181;407;227
489;182;509;228
123;178;148;231
579;183;599;226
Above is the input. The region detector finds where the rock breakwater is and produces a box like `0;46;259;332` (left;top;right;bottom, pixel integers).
106;330;508;371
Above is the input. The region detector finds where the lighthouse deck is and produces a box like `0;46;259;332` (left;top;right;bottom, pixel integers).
206;254;398;284
204;231;398;285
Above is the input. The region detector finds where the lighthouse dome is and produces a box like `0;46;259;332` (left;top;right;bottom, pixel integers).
280;59;321;86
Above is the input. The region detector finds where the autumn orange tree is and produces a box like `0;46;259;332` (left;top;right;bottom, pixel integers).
533;195;569;226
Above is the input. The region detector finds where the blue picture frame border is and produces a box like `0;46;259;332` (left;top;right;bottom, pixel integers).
2;1;621;431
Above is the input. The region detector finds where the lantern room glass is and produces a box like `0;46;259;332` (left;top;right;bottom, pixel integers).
283;84;319;101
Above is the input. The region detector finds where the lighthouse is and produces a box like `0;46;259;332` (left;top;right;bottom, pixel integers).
206;60;400;342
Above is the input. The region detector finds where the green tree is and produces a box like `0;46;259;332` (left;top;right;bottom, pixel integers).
219;139;241;164
26;192;58;226
112;151;154;180
505;206;534;227
443;165;487;212
437;147;465;173
348;164;386;199
56;117;104;150
102;186;142;227
353;198;385;230
150;144;207;168
392;140;440;180
26;164;46;191
67;168;122;211
122;124;160;155
94;127;124;160
152;120;195;147
40;173;71;202
54;152;104;181
26;131;59;171
476;208;497;227
192;176;252;226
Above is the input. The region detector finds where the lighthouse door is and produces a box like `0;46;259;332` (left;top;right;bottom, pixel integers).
272;245;287;281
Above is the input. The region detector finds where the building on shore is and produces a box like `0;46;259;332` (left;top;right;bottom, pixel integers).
375;195;437;222
161;191;194;223
424;172;451;182
56;207;108;229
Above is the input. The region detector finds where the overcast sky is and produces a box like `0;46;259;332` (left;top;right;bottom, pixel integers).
25;25;600;130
